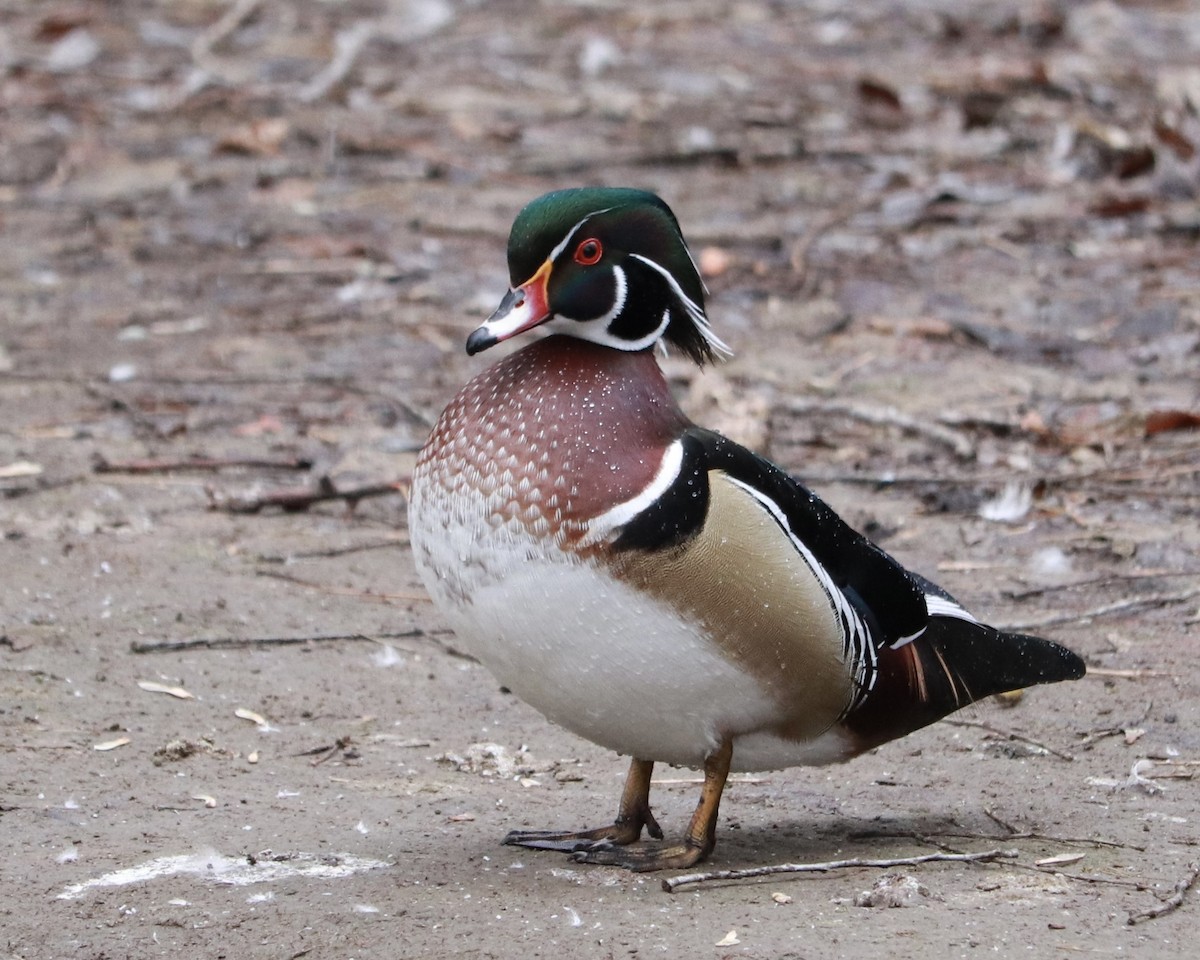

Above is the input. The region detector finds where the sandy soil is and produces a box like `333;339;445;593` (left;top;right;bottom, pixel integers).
2;1;1199;957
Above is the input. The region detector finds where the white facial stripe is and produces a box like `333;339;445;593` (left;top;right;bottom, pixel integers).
723;474;884;692
581;264;628;329
549;266;673;353
548;207;615;264
629;254;732;356
581;440;685;546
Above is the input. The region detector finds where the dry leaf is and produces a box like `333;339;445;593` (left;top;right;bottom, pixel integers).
446;812;476;822
770;891;793;904
216;118;290;157
93;737;131;751
138;680;195;700
698;246;732;278
1036;853;1086;868
235;707;268;726
1145;409;1200;437
715;930;740;947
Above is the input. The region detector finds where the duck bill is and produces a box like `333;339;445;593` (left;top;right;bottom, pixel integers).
466;260;553;355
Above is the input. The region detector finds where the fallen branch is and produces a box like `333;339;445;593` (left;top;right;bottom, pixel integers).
945;718;1075;762
255;538;409;563
130;630;426;654
1127;862;1200;925
215;477;406;514
1000;587;1200;631
1004;570;1200;601
95;454;313;474
663;848;1017;893
781;397;976;459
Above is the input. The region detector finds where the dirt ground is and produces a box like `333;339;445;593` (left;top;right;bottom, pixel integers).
2;1;1199;957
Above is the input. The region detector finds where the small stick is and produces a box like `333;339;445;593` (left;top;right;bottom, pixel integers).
1004;570;1198;601
945;718;1075;762
255;568;430;603
255;538;409;563
1127;862;1200;925
297;21;375;103
191;0;261;62
663;848;1017;893
95;454;313;474
130;630;426;654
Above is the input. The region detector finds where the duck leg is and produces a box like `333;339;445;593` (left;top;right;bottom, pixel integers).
572;739;733;873
504;757;662;852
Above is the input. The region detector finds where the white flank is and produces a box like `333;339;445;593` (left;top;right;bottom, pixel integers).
580;439;684;546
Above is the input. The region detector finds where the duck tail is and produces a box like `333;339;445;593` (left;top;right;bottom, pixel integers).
845;616;1086;752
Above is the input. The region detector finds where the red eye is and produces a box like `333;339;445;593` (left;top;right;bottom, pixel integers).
573;238;603;265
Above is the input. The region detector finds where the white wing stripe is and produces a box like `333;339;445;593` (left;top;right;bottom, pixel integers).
580;440;685;547
924;594;979;624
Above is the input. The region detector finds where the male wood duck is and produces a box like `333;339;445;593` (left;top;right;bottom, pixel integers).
408;187;1086;872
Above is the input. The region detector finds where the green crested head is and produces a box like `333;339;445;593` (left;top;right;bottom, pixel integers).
466;187;729;365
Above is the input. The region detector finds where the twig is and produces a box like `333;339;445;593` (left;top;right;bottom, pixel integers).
215;477;405;514
95;454;313;474
789;199;870;293
983;806;1019;834
298;736;355;766
1004;570;1200;601
191;0;261;63
1000;587;1200;631
255;568;430;604
662;848;1017;893
944;718;1075;762
130;630;427;654
297;21;375;102
255;538;409;563
780;397;976;459
950;818;1146;851
1081;667;1175;680
1127;862;1200;925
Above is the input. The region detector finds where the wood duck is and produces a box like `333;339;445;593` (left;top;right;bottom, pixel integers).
407;187;1086;872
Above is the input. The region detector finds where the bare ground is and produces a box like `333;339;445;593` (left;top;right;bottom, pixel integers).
2;1;1199;957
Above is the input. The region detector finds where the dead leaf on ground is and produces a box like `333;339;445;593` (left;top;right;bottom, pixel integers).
235;707;269;726
0;461;43;479
1145;410;1200;437
137;680;195;700
1036;853;1087;868
215;118;290;157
